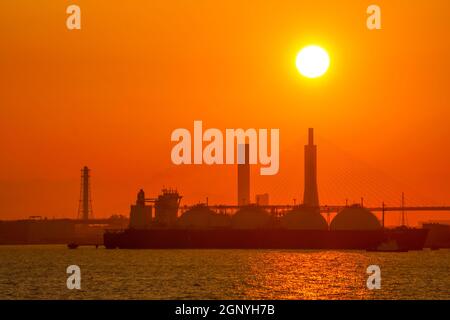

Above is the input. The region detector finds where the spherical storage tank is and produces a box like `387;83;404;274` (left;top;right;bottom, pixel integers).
330;204;381;230
178;205;230;229
231;206;274;229
281;207;328;230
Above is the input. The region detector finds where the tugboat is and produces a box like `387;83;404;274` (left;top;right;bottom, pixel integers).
67;242;79;249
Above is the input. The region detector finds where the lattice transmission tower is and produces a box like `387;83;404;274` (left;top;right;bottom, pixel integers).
77;166;93;220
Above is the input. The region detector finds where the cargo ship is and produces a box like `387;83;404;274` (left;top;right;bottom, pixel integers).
103;189;429;250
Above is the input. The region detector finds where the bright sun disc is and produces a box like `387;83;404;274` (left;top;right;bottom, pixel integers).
296;45;330;78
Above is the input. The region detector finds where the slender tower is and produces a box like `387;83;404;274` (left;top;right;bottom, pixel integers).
303;128;320;209
78;166;93;220
237;143;250;206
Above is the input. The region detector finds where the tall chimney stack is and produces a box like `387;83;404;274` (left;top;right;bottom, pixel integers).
308;127;314;145
237;144;250;206
303;129;320;210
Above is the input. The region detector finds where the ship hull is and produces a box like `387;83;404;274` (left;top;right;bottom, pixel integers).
104;228;428;250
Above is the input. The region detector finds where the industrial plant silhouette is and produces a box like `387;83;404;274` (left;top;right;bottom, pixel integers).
101;128;449;250
115;128;449;230
2;129;449;249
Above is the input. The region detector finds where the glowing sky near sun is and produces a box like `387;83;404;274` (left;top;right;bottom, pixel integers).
0;0;449;225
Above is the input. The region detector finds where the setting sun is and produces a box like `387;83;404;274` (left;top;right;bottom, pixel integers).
296;45;330;78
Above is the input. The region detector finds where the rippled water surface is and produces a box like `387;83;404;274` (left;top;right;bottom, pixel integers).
0;245;448;299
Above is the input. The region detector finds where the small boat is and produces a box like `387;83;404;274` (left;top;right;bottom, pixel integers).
67;242;79;249
367;239;408;252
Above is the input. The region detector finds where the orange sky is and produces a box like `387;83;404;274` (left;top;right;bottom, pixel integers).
0;0;449;225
